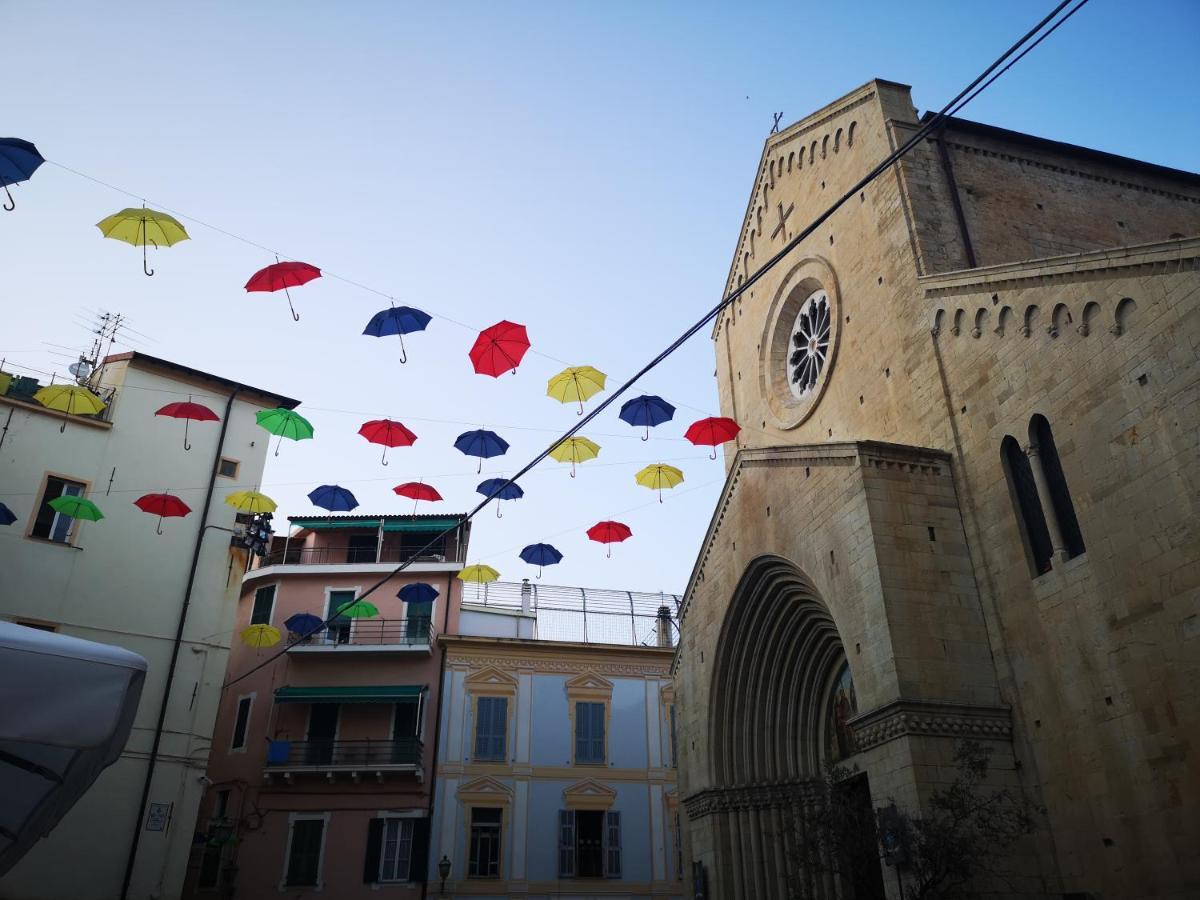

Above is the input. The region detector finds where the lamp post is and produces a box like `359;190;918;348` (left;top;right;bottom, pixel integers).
437;855;451;896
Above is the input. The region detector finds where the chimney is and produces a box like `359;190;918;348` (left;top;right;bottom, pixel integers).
520;578;533;616
656;605;674;648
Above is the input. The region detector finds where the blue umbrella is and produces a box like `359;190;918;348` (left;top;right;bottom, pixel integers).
363;305;433;364
476;477;524;518
0;138;45;211
284;612;324;637
307;484;359;512
618;394;676;440
398;582;440;605
0;502;16;526
455;429;510;473
519;542;563;578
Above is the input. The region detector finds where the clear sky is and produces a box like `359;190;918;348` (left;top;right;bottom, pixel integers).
3;1;1197;594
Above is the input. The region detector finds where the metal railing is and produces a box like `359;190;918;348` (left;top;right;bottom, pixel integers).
289;617;433;648
265;737;422;769
258;545;456;567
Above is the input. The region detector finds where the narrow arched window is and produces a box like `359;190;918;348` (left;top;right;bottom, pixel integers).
1002;435;1053;575
1030;415;1085;558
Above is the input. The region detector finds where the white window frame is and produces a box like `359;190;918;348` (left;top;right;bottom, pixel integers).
229;693;254;753
377;816;416;883
250;583;277;627
280;811;330;891
324;585;362;644
27;472;89;546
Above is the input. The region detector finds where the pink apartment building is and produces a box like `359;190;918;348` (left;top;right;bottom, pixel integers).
183;513;470;898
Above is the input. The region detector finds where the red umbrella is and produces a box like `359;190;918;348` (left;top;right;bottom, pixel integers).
393;481;443;514
469;320;530;377
587;520;633;558
156;398;220;451
134;492;192;535
684;416;741;459
245;260;321;322
358;419;418;466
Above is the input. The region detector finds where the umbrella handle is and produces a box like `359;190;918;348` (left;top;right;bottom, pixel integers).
156;516;164;536
642;427;649;441
536;567;543;579
496;504;502;519
381;446;389;466
477;458;482;474
285;287;300;321
570;461;576;479
577;399;584;416
183;418;192;452
2;184;14;212
143;235;155;277
398;332;408;365
606;544;612;559
659;488;663;504
710;447;717;460
275;434;283;457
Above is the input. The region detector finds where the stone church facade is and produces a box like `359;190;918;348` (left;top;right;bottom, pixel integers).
675;80;1200;899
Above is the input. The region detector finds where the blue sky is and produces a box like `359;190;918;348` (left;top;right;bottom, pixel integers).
3;1;1197;593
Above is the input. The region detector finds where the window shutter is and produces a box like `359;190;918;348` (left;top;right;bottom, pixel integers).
575;704;587;761
408;818;430;883
557;810;575;877
363;819;384;883
591;704;606;762
490;698;507;760
605;810;622;877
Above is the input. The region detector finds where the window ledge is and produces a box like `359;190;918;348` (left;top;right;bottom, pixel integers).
25;535;82;550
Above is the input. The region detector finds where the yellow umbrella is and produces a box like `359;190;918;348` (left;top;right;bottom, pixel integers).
635;463;684;503
96;206;190;276
241;624;281;648
547;366;607;415
225;490;278;514
549;436;601;478
33;384;106;432
458;564;500;584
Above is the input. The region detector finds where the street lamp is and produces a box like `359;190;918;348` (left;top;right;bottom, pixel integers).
437;855;451;895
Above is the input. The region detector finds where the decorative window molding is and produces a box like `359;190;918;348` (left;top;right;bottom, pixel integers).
565;672;614;703
563;779;618;811
567;673;613;766
456;776;514;806
464;666;519;697
465;666;518;763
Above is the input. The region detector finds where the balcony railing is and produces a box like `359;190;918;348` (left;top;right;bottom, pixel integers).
258;545;454;567
265;737;422;769
289;617;433;649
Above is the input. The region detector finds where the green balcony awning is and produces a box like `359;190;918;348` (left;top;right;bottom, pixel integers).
289;517;462;532
274;685;424;704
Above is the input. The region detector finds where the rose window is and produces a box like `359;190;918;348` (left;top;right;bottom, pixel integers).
788;290;831;398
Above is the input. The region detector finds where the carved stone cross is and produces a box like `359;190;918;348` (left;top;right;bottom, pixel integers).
771;202;794;242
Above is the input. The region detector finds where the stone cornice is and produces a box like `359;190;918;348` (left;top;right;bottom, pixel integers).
446;653;671;678
848;698;1012;752
682;779;824;821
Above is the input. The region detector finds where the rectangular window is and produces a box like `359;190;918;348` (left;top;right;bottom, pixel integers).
30;476;86;543
250;585;275;626
575;701;606;764
326;589;356;643
468;807;501;878
379;818;414;882
217;458;239;479
285;817;325;887
669;704;678;768
474;696;508;761
215;790;230;821
346;534;376;563
557;809;621;878
230;696;252;751
196;842;223;890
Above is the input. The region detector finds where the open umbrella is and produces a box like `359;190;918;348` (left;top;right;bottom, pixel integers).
0;502;16;526
256;408;314;457
47;495;103;522
587;520;632;557
363;305;432;364
96;206;189;276
393;481;442;514
307;484;359;513
335;598;379;618
155;398;219;451
283;613;324;638
684;416;741;459
476;478;523;518
241;624;281;649
469;320;530;377
458;563;500;600
549;436;600;478
635;463;684;503
0;137;45;211
398;583;439;605
245;259;321;321
134;492;192;535
34;384;106;433
224;490;277;514
519;543;563;579
619;394;676;440
547;366;607;415
454;429;509;473
358;418;417;466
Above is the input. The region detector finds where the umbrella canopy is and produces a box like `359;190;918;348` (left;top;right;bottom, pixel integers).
458;564;500;584
619;394;676;440
240;624;281;649
334;598;379;618
133;493;192;535
519;542;563;578
47;495;103;522
283;613;324;636
393;481;442;513
454;429;510;473
307;484;359;513
34;385;106;432
363;305;432;364
635;463;685;502
587;520;633;557
96;207;189;276
549;436;601;478
547;366;607;415
469;320;530;377
0;502;16;526
245;260;321;321
358;418;417;466
256;408;314;457
0;137;45;211
476;477;523;518
684;416;741;459
224;490;277;514
398;583;440;605
155;399;219;451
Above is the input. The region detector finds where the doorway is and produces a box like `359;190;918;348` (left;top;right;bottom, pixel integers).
305;703;338;765
834;774;887;900
576;810;604;877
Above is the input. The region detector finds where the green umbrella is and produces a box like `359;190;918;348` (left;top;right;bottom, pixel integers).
335;599;379;618
255;408;314;456
47;495;104;522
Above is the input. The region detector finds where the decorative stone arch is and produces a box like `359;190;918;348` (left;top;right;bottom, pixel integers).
972;307;989;338
1049;303;1072;338
931;308;945;336
951;308;965;336
996;305;1012;336
1079;300;1101;336
1022;304;1040;337
1112;296;1137;336
847;121;856;147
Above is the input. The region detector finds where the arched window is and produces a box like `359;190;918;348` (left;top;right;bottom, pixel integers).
824;662;857;761
1002;435;1053;575
1030;415;1085;558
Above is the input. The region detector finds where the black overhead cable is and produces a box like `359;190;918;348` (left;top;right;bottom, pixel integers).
223;0;1087;690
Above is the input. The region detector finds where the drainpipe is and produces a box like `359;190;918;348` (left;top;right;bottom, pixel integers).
420;568;457;900
120;388;241;900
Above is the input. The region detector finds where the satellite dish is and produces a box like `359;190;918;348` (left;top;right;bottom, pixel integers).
68;361;93;379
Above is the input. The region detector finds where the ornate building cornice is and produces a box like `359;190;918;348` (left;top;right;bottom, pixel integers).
848;697;1012;752
445;653;671;678
682;779;824;821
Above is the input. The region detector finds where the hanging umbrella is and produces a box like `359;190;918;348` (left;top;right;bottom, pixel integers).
133;492;192;535
458;564;500;605
547;366;607;415
256;408;314;457
0;137;45;211
454;429;510;473
283;612;324;637
335;598;379;618
358;418;417;466
684;416;741;459
363;305;432;364
398;583;440;604
155;398;219;451
224;490;277;514
587;520;633;558
519;543;563;579
34;384;106;433
619;394;676;441
240;624;281;649
96;207;189;276
307;484;359;513
0;502;16;526
393;481;442;514
47;495;103;522
469;320;530;377
476;477;524;518
549;436;601;478
635;463;685;503
245;259;321;322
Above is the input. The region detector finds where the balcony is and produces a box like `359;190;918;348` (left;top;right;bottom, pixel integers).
244;544;464;583
288;617;434;656
264;737;423;783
